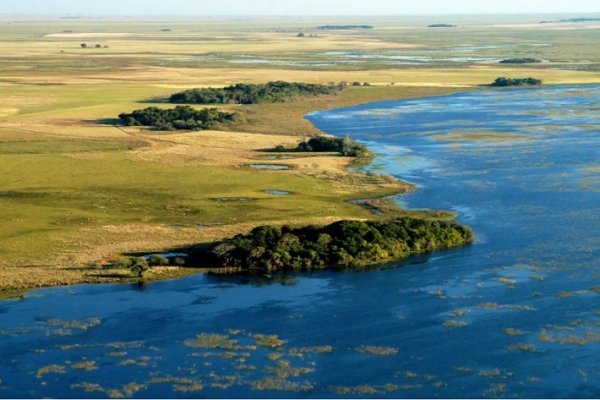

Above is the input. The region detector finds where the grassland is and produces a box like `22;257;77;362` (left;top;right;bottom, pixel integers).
2;15;600;292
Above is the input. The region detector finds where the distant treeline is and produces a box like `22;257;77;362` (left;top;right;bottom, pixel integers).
187;218;473;273
316;25;373;30
170;81;342;105
428;24;456;28
491;77;542;87
541;17;600;24
499;58;542;64
119;106;235;131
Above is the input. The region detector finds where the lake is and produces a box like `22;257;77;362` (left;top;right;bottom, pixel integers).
1;85;599;398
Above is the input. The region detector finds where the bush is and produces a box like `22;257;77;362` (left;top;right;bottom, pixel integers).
147;254;169;266
130;257;149;278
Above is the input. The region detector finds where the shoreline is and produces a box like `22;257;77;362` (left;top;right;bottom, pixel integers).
1;82;594;297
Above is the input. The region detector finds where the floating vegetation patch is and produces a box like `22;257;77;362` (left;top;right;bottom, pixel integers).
503;328;525;336
71;360;98;371
117;356;153;367
478;368;502;378
331;383;399;395
507;343;538;352
173;382;203;393
184;333;238;350
251;334;286;348
70;382;105;393
266;360;314;379
36;364;66;379
251;377;313;392
288;345;333;356
538;328;600;346
356;345;399;356
443;320;469;328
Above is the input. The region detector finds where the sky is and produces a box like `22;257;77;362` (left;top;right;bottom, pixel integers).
1;0;600;16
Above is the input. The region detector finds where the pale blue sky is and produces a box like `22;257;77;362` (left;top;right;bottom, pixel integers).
1;0;600;16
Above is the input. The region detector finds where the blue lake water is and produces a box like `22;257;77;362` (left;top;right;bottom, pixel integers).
1;85;599;398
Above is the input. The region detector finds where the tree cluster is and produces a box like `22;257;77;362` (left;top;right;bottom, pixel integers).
428;24;457;28
188;218;473;273
169;81;342;105
295;136;370;158
499;58;542;64
491;77;542;87
118;105;235;131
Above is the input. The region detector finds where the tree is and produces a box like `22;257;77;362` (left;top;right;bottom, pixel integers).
80;43;87;48
297;32;305;37
131;257;149;278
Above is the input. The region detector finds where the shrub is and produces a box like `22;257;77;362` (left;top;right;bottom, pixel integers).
147;254;169;266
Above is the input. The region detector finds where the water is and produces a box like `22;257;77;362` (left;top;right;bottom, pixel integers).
1;85;599;398
264;189;291;196
249;163;290;170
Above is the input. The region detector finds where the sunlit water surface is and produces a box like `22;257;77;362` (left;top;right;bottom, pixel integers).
1;85;599;398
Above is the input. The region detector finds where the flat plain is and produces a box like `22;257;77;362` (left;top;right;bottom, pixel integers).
2;15;600;291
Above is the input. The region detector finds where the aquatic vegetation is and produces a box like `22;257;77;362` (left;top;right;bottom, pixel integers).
507;343;538;352
71;360;98;371
443;320;469;328
184;333;239;350
107;351;128;357
173;382;203;393
503;328;525;336
356;345;399;356
251;334;286;348
36;364;66;379
478;368;502;378
331;383;398;395
42;317;101;331
266;360;314;379
251;377;314;392
70;382;105;393
288;345;333;356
